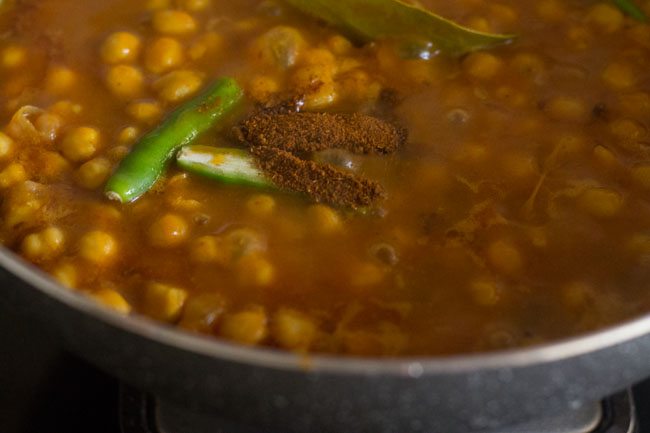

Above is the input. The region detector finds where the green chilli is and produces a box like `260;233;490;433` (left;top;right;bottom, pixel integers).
104;77;244;203
612;0;648;22
176;145;273;189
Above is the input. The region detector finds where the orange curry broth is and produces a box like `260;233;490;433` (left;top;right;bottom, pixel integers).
1;0;650;356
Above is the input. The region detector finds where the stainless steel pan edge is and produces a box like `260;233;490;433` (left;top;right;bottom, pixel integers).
3;246;650;433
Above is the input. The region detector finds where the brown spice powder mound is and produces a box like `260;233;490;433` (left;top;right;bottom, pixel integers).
251;146;385;208
235;110;406;209
239;112;406;155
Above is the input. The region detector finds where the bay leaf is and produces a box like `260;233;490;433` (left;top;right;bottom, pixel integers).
282;0;514;56
612;0;648;22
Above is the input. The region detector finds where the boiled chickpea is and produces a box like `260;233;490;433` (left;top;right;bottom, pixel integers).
21;227;65;262
105;65;144;98
35;112;63;143
236;254;275;287
51;261;78;289
152;10;197;35
578;188;624;218
101;32;141;64
463;52;503;80
469;278;500;306
487;240;524;276
350;261;386;287
145;37;184;74
143;282;188;322
602;62;637;90
1;44;26;68
117;126;140;145
0;132;15;160
60;126;100;162
632;164;650;190
188;32;222;60
179;293;227;332
327;35;352;55
91;289;131;314
79;230;117;265
247;75;280;102
587;3;624;34
146;0;170;10
180;0;211;12
154;69;203;102
220;307;268;345
75;158;112;190
148;213;189;247
126;100;162;124
246;194;276;217
0;163;27;188
271;308;317;351
545;96;588;122
249;26;306;69
536;0;566;21
44;66;77;95
308;204;342;234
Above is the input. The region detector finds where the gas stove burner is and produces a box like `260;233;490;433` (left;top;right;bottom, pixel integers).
119;386;636;433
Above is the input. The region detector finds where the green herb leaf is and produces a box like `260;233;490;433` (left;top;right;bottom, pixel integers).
282;0;514;56
612;0;648;22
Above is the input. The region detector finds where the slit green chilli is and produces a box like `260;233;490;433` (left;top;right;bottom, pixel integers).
104;77;244;203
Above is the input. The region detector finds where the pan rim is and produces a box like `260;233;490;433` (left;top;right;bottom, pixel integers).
4;245;650;377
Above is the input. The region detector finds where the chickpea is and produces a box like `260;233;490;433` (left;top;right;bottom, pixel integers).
308;204;342;234
152;10;197;35
105;65;144;98
602;62;637;90
0;132;15;160
467;17;491;33
469;278;500;306
236;254;275;287
190;235;223;263
143;282;188;322
21;227;65;262
51;261;78;289
75;158;111;190
463;52;503;80
35;112;63;143
511;53;545;76
609;118;644;141
126;100;162;124
188;32;222;60
249;26;306;69
327;35;352;55
632;164;650;190
179;293;227;332
246;194;276;217
545;96;589;122
587;3;624;34
578;188;624;218
500;153;537;183
117;126;140;145
350;261;386;287
145;37;184;74
536;0;566;21
36;151;70;181
593;145;620;170
60;126;100;163
101;32;141;64
247;75;280;102
0;163;27;189
78;230;118;265
146;0;171;10
49;100;83;119
271;308;317;351
220;307;268;345
44;66;77;95
148;213;189;247
91;289;131;314
154;69;204;102
1;44;26;68
180;0;211;11
487;240;523;276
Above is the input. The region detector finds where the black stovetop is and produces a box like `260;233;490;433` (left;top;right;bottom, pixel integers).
2;303;650;433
